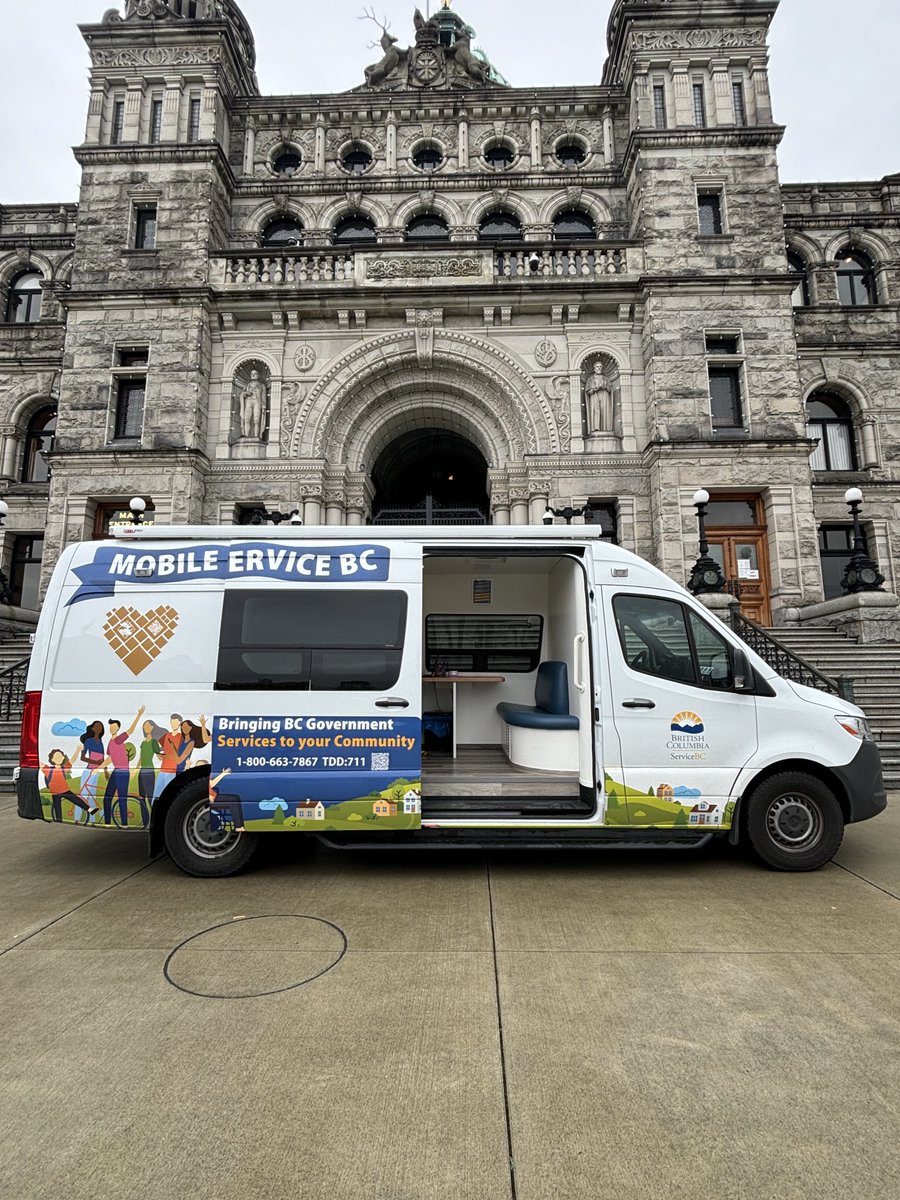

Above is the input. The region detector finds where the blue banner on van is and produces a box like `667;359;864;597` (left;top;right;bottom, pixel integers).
66;543;391;605
209;714;422;833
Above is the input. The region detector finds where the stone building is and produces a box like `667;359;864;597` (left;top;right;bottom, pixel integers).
0;0;898;627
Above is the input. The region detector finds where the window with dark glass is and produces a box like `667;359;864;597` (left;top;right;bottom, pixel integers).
819;525;865;600
188;97;201;143
583;503;618;543
341;145;372;174
706;499;757;526
732;80;747;126
217;590;409;691
412;144;444;172
261;217;304;246
21;407;56;483
692;83;707;127
405;214;450;242
836;250;876;306
425;614;543;673
552;209;596;240
111;99;125;145
705;334;739;356
333;213;377;244
134;205;157;250
478;210;522;241
556;142;586;168
788;251;810;307
114;378;145;439
150;98;163;144
484;143;515;170
5;271;43;324
807;393;856;471
10;536;43;610
698;191;724;235
273;150;301;177
614;595;735;690
709;367;743;429
653;84;667;130
95;501;156;538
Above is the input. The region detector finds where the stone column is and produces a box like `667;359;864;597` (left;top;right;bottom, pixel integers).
125;85;143;142
633;66;651;128
243;122;256;175
85;86;105;144
265;380;282;459
510;496;530;526
529;494;549;525
672;62;692;126
860;416;879;468
0;426;20;480
457;111;469;170
530;108;542;170
303;497;322;525
163;79;181;142
750;59;773;123
602;107;614;165
315;116;326;174
325;501;345;525
711;60;731;125
386;112;397;173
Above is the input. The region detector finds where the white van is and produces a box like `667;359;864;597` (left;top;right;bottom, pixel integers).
17;525;886;876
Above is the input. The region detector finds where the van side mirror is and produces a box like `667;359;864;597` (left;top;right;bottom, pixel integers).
731;645;754;692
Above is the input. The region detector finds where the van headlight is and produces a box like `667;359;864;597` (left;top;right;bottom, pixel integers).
835;714;873;741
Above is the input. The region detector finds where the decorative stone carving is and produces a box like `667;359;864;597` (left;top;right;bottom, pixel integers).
280;381;306;456
294;345;317;372
406;308;443;369
231;360;270;443
367;255;482;280
534;340;559;368
92;46;222;67
630;28;766;51
582;355;617;435
357;8;504;92
546;376;572;452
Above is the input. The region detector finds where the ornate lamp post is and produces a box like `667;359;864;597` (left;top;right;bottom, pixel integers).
129;496;147;525
841;487;885;594
543;504;594;526
686;489;726;595
0;499;12;604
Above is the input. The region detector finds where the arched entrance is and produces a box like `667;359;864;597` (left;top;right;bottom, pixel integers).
371;428;489;525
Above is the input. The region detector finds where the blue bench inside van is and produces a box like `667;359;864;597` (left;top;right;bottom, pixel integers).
497;661;580;772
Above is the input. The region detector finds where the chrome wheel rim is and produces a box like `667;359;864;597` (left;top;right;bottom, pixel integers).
183;800;242;860
766;793;823;851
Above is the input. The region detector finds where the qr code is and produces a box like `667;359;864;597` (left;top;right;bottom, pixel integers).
370;753;390;771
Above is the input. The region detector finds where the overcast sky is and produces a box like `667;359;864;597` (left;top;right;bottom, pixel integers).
1;0;897;205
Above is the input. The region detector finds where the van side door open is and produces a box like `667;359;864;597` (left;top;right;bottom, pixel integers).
210;543;424;833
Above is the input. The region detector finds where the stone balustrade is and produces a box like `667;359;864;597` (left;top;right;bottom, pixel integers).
215;243;630;288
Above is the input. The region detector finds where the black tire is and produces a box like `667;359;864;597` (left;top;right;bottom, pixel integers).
163;778;259;878
744;771;844;872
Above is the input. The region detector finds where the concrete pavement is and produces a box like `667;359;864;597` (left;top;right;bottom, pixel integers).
1;790;898;1199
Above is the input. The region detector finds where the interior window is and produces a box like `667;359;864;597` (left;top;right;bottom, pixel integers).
688;611;733;690
425;613;543;673
218;590;408;691
614;595;696;685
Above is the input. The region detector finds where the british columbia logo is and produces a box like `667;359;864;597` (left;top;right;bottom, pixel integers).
668;711;709;760
671;711;704;734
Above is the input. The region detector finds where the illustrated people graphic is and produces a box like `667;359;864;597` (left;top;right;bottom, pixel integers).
180;715;210;771
208;767;245;833
100;705;145;826
42;749;98;823
153;713;194;800
79;721;106;814
137;719;165;819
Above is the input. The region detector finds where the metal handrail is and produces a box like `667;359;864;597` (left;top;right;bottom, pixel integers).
728;610;855;701
0;657;29;722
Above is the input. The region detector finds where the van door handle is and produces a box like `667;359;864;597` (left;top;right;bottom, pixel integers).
376;697;410;709
622;698;656;709
573;633;586;693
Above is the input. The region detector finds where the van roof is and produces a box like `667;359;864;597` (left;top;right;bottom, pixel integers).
113;523;620;546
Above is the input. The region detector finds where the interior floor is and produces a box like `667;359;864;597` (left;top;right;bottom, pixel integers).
421;745;593;817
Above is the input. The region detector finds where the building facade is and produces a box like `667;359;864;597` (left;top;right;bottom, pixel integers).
0;0;898;626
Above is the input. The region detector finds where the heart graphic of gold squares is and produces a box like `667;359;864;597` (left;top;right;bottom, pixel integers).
103;605;180;676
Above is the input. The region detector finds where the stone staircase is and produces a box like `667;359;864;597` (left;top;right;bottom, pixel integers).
766;625;900;789
0;634;34;784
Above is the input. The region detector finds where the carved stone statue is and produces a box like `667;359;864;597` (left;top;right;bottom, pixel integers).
239;368;267;440
363;12;401;87
584;360;615;434
449;29;491;85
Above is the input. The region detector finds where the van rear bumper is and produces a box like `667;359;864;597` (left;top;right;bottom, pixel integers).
16;770;46;821
835;741;888;824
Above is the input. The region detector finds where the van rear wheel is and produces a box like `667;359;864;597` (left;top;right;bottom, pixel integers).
163;779;259;878
745;772;843;872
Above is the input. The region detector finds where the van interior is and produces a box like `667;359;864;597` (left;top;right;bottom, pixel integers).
420;551;594;819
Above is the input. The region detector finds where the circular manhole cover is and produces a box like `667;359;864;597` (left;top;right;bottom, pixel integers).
163;915;348;999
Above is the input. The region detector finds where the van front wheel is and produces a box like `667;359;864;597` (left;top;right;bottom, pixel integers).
745;772;843;872
163;780;259;878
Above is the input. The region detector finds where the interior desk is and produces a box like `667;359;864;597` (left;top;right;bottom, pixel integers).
422;675;506;759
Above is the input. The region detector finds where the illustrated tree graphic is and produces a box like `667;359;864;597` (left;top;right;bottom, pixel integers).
272;805;286;826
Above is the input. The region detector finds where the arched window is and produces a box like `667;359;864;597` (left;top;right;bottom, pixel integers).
807;393;856;471
333;213;377;244
405;214;450;242
836;249;876;306
21;406;56;483
478;210;522;241
272;150;302;177
483;143;515;171
412;144;444;172
341;145;373;174
787;251;810;307
261;217;304;247
5;271;43;324
556;142;586;169
552;209;596;241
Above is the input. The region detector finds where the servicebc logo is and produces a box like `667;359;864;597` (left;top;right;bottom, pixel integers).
668;711;710;760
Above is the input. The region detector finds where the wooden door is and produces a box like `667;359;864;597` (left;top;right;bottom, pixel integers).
706;533;771;625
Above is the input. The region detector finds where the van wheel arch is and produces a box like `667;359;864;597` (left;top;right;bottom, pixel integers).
148;766;210;858
732;759;849;846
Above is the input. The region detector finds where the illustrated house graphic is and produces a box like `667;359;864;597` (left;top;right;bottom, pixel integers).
373;798;398;817
689;801;719;826
296;801;326;821
656;784;674;801
403;789;421;814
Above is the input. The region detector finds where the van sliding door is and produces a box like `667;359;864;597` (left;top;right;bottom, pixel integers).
211;543;423;833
